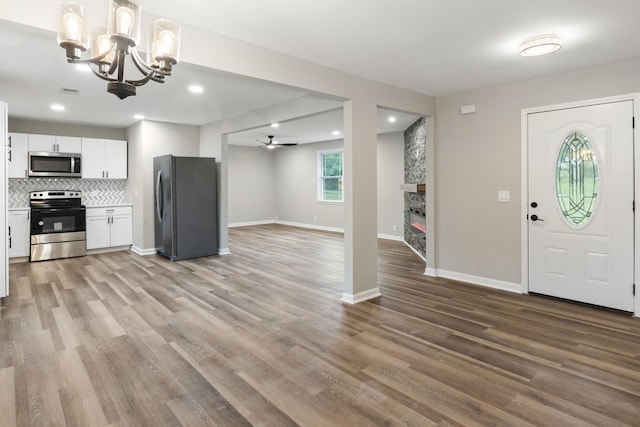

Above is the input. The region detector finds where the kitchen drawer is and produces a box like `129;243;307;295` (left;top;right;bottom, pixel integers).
86;206;132;217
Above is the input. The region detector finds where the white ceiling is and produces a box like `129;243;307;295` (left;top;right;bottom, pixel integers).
2;0;639;143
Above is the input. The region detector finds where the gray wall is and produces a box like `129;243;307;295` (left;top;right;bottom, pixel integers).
435;57;640;285
229;133;404;239
274;139;345;229
125;120;200;251
377;132;405;238
228;145;276;224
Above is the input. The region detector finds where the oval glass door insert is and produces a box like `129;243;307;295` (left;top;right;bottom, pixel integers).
556;131;598;227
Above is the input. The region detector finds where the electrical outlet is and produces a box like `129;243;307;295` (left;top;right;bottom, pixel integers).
392;224;397;231
313;216;317;222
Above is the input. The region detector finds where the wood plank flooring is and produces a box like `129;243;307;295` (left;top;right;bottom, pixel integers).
2;223;640;426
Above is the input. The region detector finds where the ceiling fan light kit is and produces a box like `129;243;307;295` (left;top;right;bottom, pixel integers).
257;135;299;148
56;0;181;99
519;34;562;57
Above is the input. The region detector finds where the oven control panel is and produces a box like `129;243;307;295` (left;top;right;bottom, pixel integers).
30;190;82;201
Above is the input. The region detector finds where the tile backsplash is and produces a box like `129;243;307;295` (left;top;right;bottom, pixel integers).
8;178;127;208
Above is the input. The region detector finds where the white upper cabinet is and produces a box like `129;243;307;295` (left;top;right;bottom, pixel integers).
29;134;81;153
82;138;127;179
7;132;28;178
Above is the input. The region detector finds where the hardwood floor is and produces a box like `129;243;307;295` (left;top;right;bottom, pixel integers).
2;224;640;426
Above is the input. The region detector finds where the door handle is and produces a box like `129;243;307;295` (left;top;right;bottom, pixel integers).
155;170;163;223
530;214;544;222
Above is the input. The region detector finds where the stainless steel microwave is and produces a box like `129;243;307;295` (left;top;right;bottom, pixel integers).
28;151;82;178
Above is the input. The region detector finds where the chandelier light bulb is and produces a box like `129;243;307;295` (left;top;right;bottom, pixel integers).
63;12;83;43
115;6;135;36
155;30;175;57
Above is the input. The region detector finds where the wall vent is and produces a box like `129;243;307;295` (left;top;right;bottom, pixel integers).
60;87;80;95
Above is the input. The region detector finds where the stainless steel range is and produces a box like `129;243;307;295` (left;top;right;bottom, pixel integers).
29;190;86;262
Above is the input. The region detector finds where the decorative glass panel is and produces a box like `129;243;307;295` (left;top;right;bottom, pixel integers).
556;132;598;226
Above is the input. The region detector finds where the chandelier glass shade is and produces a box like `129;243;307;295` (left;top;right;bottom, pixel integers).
56;0;181;99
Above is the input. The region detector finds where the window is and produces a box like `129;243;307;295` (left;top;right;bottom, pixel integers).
556;131;598;227
318;149;343;201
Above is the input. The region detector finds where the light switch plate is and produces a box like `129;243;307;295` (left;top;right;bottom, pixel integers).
498;190;510;202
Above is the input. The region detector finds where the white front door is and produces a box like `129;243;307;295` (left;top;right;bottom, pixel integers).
528;100;634;311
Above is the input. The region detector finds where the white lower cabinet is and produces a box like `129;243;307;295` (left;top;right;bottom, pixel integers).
8;209;30;258
86;206;132;250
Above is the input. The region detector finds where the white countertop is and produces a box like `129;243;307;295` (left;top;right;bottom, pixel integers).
9;203;133;210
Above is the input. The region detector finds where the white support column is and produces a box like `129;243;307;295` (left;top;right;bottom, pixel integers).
341;99;381;304
199;122;229;255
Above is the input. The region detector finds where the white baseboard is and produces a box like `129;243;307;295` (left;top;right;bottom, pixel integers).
131;246;156;256
403;240;426;262
424;267;437;277
434;269;523;294
228;220;276;228
275;220;344;234
218;248;231;255
340;287;382;304
229;220;404;241
378;233;404;241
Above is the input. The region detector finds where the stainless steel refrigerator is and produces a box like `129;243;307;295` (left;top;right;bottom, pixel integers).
153;155;218;261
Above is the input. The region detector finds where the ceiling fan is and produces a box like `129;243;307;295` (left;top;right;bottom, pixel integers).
257;135;298;149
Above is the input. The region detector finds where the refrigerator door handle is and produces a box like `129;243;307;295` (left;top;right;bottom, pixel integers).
155;170;163;223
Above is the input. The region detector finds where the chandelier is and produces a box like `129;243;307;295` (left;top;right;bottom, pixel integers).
56;0;181;99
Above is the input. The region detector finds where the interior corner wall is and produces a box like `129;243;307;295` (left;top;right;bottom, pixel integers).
268;135;404;239
273;139;345;229
125;120;201;252
228;145;276;224
435;57;640;285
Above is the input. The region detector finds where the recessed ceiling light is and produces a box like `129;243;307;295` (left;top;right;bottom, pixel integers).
134;114;145;120
188;85;204;94
388;116;397;123
271;123;279;128
75;64;91;72
267;145;276;150
51;104;65;111
519;34;562;57
332;130;340;136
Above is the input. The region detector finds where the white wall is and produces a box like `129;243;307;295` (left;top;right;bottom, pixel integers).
228;146;276;225
125;120;200;251
435;57;640;287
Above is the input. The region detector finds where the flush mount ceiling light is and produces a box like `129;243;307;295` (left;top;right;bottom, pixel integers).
519;34;562;57
56;0;181;99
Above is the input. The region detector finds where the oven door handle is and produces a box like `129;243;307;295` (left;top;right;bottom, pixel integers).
155;170;163;223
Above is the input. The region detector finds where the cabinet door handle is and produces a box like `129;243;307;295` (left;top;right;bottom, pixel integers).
8;149;11;163
106;170;109;178
8;237;11;249
8;226;11;237
8;135;11;148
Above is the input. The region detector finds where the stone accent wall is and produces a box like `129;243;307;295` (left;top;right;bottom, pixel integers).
404;117;426;257
8;178;127;207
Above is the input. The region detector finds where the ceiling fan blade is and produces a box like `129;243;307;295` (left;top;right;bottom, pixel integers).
279;143;298;146
256;139;270;145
